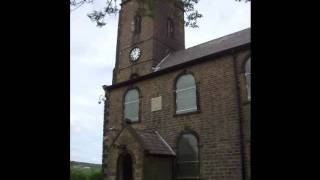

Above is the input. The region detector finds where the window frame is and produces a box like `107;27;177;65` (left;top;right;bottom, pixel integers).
175;132;201;179
173;71;200;116
122;87;141;124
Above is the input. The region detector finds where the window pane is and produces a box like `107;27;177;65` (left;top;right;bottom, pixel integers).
176;74;197;114
177;74;196;90
246;73;251;100
124;89;139;122
178;134;198;161
245;58;251;73
176;162;200;178
246;74;251;88
124;102;139;121
177;134;199;178
245;58;251;100
125;89;139;102
176;88;197;113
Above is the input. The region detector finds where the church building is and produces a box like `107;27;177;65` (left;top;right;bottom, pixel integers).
102;0;251;180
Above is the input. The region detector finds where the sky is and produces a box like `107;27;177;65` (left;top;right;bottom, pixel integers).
70;0;251;164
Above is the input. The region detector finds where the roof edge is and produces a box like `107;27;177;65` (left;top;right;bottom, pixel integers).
104;42;250;91
155;131;176;156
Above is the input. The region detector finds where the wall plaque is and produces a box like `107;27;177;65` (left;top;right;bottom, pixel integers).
151;96;162;112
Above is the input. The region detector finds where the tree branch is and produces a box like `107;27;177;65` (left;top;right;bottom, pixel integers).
70;0;249;28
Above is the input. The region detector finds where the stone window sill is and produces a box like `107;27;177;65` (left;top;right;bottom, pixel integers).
173;110;201;117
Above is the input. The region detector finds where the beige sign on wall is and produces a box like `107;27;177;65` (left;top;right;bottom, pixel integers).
151;96;162;112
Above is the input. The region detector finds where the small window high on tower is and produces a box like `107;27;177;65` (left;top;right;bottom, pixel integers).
167;18;174;38
134;15;142;34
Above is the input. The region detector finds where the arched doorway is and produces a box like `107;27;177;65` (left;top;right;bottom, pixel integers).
117;153;133;180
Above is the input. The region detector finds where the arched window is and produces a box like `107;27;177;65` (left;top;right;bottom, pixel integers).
176;133;200;178
245;58;251;101
176;74;197;114
134;15;141;34
124;89;139;122
167;18;174;38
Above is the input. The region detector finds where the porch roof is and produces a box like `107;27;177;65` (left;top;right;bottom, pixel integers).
135;129;176;156
110;125;176;156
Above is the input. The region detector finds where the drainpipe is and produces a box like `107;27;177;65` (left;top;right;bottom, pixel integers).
231;51;246;180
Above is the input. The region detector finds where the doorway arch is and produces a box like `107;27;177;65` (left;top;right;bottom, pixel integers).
117;153;133;180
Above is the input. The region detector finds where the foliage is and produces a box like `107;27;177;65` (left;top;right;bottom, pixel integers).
70;166;103;180
70;0;203;28
70;0;250;28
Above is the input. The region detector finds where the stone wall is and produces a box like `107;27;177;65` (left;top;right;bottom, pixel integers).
105;47;251;180
107;128;144;180
114;0;185;83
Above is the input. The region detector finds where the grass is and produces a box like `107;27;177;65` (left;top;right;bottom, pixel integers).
70;166;103;180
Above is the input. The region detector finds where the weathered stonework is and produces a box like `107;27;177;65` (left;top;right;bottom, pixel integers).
102;0;250;180
104;48;251;180
107;127;144;180
113;0;185;84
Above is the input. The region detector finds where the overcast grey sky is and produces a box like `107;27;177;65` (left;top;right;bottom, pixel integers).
70;0;250;164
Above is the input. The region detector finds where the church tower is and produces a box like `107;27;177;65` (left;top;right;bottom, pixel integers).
112;0;185;84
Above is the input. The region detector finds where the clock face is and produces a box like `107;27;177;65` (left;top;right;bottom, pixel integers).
130;47;141;62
